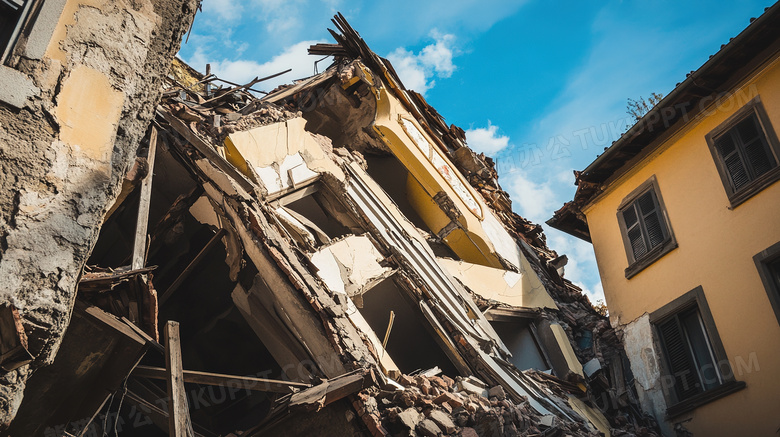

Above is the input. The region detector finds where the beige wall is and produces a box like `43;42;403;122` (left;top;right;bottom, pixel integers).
584;54;780;435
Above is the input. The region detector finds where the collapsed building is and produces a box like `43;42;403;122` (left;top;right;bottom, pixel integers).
2;6;663;437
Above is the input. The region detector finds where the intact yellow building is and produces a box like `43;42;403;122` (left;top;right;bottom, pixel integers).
549;4;780;436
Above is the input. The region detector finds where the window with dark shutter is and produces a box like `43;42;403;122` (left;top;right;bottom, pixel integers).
621;190;668;260
617;176;676;278
706;97;780;207
656;307;722;403
714;114;776;191
650;286;745;417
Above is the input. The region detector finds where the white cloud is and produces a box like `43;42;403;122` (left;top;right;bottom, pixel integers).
201;0;243;22
387;48;430;93
465;121;510;155
506;169;559;225
189;40;326;93
420;31;456;77
555;168;575;185
386;31;458;95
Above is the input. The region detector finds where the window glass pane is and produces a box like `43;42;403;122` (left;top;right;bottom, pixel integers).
622;204;638;227
735;116;761;144
680;309;721;391
637;191;656;216
715;131;738;157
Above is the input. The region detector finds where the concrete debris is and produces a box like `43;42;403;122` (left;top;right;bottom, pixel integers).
0;6;662;437
369;372;599;436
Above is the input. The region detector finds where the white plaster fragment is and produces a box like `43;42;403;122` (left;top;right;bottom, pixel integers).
481;209;524;270
309;249;346;295
503;270;522;288
279;153;318;187
309;235;390;298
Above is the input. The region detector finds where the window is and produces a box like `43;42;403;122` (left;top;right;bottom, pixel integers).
754;241;780;327
706;97;780;207
617;176;676;278
0;0;64;109
650;286;745;417
0;0;38;63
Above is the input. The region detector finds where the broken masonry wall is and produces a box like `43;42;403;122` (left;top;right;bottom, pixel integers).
0;0;198;428
617;314;674;436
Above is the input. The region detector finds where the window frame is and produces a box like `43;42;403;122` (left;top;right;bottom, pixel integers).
705;96;780;208
1;0;42;65
754;240;780;328
616;175;677;279
649;286;745;418
485;310;553;373
0;0;66;108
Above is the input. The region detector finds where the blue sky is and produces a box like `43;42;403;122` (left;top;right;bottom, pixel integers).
179;0;776;304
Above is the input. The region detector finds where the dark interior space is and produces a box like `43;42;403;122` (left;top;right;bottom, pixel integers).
358;277;459;376
285;193;352;240
364;154;429;232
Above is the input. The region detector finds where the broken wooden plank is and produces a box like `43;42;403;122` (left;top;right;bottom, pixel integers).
381;310;395;349
132;365;313;394
289;368;376;412
164;321;189;437
6;302;151;436
202;69;291;104
159;228;227;305
132;127;158;271
78;266;159;297
483;307;542;323
0;304;33;372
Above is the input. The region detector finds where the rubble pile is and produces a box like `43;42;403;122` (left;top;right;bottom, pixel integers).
357;371;603;437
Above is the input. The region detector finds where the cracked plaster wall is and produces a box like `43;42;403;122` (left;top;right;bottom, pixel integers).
617;314;674;436
0;0;197;428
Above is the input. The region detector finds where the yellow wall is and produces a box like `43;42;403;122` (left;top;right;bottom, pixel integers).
584;55;780;435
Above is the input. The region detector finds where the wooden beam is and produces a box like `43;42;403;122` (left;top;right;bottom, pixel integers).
125;389;207;437
159;228;227;305
288;368;376;412
133;365;312;394
157;108;254;194
483;307;541;323
0;304;33;372
132;127;158;271
164;321;189;437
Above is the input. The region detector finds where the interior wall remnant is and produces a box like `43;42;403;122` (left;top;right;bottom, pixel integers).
490;320;549;372
438;257;558;310
0;0;198;428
